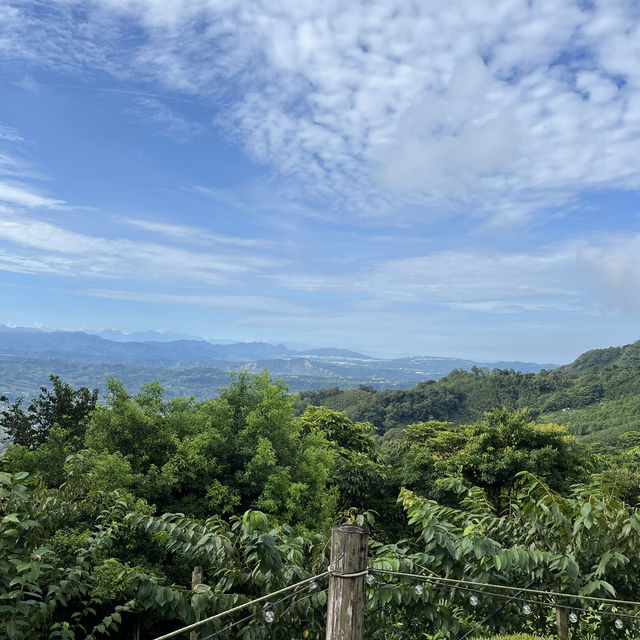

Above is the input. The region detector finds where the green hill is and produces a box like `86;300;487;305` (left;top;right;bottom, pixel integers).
297;340;640;446
560;339;640;373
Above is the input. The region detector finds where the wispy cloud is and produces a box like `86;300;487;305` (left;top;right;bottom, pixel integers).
123;218;273;248
445;300;583;314
0;181;66;208
0;123;32;180
0;153;29;178
0;124;23;143
0;123;57;200
0;250;76;276
122;97;205;142
84;288;308;314
271;246;580;309
0;215;284;283
578;234;640;313
0;207;588;318
13;75;39;93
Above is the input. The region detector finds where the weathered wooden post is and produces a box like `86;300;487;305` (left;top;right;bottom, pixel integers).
556;607;568;640
190;565;203;640
325;524;369;640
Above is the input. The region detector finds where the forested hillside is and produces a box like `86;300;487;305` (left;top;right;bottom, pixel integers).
297;340;640;445
559;340;640;373
2;368;640;639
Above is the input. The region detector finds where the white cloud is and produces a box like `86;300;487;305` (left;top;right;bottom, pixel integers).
272;246;580;309
13;75;39;92
373;56;521;198
84;288;307;314
446;300;583;314
0;208;590;318
123;218;272;247
0;181;66;208
0;153;29;178
122;97;205;142
0;215;284;283
3;0;640;225
0;123;55;196
578;234;640;312
0;250;76;276
0;124;23;143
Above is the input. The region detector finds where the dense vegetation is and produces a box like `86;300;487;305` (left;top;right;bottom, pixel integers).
297;344;640;445
2;355;640;639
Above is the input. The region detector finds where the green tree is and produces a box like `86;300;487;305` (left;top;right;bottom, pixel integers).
393;473;640;639
1;376;97;448
0;469;142;639
122;373;340;527
85;379;176;475
2;425;73;487
384;409;592;507
295;405;385;510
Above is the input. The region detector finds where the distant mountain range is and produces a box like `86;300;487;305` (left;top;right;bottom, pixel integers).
88;329;208;343
0;325;558;400
87;329;314;350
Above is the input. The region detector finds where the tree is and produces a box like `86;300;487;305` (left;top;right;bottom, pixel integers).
0;376;98;448
0;469;140;640
383;409;592;508
85;372;340;527
393;473;640;639
295;406;384;510
85;379;176;475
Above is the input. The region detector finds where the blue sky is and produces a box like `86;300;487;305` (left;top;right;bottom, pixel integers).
1;0;640;362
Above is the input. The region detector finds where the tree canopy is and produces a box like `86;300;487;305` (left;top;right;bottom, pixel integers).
0;372;638;639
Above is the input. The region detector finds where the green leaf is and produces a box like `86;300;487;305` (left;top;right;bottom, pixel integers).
2;513;20;523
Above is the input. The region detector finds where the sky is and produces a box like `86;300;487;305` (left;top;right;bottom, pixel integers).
1;0;640;363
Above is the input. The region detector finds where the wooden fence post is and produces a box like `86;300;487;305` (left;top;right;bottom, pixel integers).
556;607;568;640
325;524;369;640
190;565;203;640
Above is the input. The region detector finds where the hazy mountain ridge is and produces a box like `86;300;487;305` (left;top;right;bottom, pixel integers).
0;326;296;365
0;325;557;400
88;329;208;343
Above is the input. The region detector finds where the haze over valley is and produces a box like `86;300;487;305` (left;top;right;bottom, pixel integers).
0;325;556;400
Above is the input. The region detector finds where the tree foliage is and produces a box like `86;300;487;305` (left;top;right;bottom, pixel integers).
383;409;593;508
297;364;640;443
394;473;640;638
1;375;97;448
1;371;639;639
